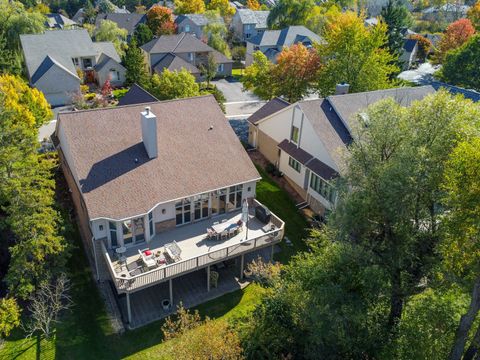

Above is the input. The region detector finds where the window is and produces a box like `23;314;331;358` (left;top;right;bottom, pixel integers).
245;33;251;39
122;220;133;245
227;185;243;211
217;64;224;72
109;221;117;247
175;198;191;225
310;173;336;203
72;57;79;67
288;156;301;172
185;24;190;32
290;126;299;143
148;212;154;237
82;58;92;68
188;52;194;62
109;69;120;81
193;193;209;221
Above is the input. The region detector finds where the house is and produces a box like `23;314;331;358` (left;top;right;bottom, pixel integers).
248;86;436;214
95;13;146;40
20;29;125;106
400;38;419;70
55;95;285;328
245;25;322;66
422;3;469;22
45;13;78;29
117;84;159;106
141;33;233;79
429;81;480;102
175;14;225;40
231;9;270;42
73;3;130;24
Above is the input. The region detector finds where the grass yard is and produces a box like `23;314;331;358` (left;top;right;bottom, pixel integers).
0;168;308;359
231;68;244;81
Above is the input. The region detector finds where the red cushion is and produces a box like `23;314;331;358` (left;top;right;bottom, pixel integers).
144;250;152;256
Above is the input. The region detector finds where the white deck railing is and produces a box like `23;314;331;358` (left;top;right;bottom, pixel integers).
100;199;285;294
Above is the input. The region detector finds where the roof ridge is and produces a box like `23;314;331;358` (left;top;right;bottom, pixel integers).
172;32;187;53
327;85;431;100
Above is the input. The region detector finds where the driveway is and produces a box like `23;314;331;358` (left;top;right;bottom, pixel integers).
212;78;258;103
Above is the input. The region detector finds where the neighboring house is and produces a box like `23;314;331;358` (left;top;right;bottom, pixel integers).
231;9;269;42
429;81;480;102
422;3;469;22
400;38;419;70
248;86;436;213
73;3;130;24
20;29;125;106
141;33;233;79
55;95;285;328
117;84;159;106
175;14;225;40
95;13;146;40
45;13;78;29
245;25;322;65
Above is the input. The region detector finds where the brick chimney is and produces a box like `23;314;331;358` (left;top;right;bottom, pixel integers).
141;106;158;159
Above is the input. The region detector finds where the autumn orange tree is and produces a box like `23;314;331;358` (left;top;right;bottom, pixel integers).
146;5;176;35
246;0;261;10
409;34;432;62
272;44;321;102
433;18;476;64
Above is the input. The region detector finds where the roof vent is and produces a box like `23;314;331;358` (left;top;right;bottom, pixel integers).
208;125;214;131
134;158;139;163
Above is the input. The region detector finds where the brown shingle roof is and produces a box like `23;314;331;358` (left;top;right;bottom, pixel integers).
247;97;290;124
57;95;260;220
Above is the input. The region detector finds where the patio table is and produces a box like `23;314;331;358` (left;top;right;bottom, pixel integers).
211;222;238;234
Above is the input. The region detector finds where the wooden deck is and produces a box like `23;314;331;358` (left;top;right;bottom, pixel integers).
117;248;273;328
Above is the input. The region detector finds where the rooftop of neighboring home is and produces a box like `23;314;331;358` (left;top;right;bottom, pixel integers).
45;13;77;29
247;97;290;124
117;84;159;106
20;29;121;83
152;53;201;75
429;81;480;103
236;9;270;28
95;12;146;35
248;25;323;47
56;95;260;220
403;38;418;53
175;13;225;27
141;33;233;63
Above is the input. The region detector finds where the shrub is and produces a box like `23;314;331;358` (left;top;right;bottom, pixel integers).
200;84;226;113
112;88;129;100
84;93;96;101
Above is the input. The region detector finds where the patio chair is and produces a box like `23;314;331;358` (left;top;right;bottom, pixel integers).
207;228;217;240
228;227;237;237
138;248;156;269
220;230;228;240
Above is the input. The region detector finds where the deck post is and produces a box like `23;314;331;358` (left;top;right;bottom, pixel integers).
207;265;210;292
126;292;132;324
169;279;173;305
240;254;244;279
271;244;274;262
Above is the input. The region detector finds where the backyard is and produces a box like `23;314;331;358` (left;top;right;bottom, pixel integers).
0;166;308;359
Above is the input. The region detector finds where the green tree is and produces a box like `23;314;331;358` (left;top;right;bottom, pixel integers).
200;53;217;87
98;0;116;13
316;11;398;96
122;38;149;87
83;0;97;24
243;231;389;359
438;35;480;92
440;136;480;360
241;51;276;100
267;0;315;29
207;0;235;18
381;0;414;65
0;34;22;75
0;297;21;338
95;19;128;56
331;91;477;333
133;23;153;46
204;18;231;57
174;0;205;14
148;69;200;100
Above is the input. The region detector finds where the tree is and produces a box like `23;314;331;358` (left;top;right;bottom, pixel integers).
148;69;200;100
146;5;176;36
133;23;153;46
174;0;205;14
95;20;128;56
381;0;414;66
409;34;432;62
98;0;116;13
243;232;389;359
200;54;217;87
467;1;480;31
122;38;149;87
83;0;97;24
433;18;475;64
271;44;321;103
246;0;260;10
241;51;276;100
0;34;22;75
24;274;72;339
440;137;480;360
0;297;21;338
161;305;243;359
267;0;315;29
207;0;235;18
316;11;398;96
204;19;231;57
331;91;477;333
438;34;480;91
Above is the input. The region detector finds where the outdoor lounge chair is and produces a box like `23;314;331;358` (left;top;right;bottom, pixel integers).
138;248;156;268
220;230;228;240
228;227;237;237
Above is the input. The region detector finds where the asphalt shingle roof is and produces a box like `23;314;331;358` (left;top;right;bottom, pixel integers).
117;84;159;106
95;13;146;35
237;9;269;28
56;95;260;220
430;81;480;102
248;25;322;47
175;14;225;27
152;53;201;74
247;97;290;124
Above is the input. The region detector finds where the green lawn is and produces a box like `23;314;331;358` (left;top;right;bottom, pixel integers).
231;68;243;80
1;168;308;359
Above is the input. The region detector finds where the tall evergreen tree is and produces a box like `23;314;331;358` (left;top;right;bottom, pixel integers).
122;38;149;87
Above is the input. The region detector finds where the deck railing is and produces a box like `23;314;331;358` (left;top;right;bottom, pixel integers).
100;200;285;294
